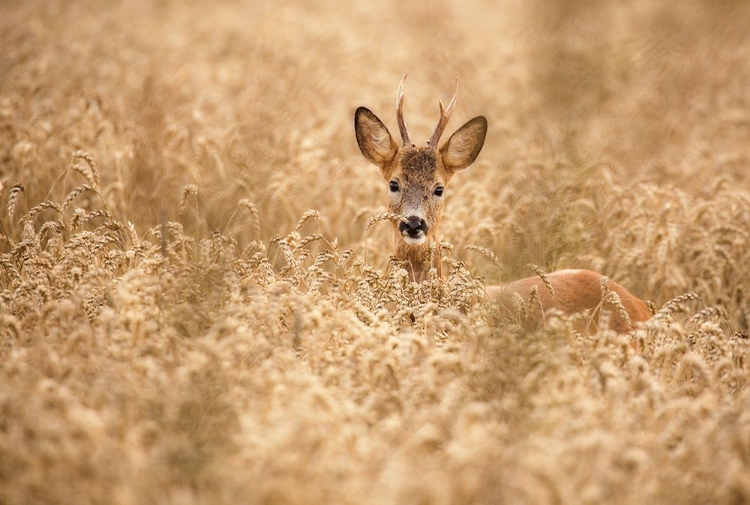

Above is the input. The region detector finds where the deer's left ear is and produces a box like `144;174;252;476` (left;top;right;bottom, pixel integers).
439;116;487;172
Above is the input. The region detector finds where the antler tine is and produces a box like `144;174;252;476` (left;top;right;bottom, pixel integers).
427;78;459;150
396;74;413;147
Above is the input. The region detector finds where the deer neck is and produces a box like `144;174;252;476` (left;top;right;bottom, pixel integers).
393;232;442;283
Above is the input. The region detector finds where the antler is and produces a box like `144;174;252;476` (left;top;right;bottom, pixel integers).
427;78;459;150
396;74;413;147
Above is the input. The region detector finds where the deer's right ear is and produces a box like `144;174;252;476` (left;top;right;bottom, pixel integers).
355;107;399;168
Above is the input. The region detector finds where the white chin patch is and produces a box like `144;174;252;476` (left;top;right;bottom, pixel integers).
402;234;426;245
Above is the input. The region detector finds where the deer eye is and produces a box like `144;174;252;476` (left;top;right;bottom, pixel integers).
389;181;400;192
434;186;444;197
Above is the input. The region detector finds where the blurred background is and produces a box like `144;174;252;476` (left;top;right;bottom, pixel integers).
2;0;750;320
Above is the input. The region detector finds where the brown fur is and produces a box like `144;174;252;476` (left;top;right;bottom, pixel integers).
355;81;650;332
355;103;486;284
487;269;652;333
393;231;440;283
386;147;450;282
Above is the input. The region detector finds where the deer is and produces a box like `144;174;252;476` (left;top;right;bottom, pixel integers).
354;75;651;333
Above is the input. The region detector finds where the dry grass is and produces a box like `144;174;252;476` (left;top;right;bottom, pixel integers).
3;0;750;503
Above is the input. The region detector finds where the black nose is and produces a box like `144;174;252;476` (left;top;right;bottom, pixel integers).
399;216;428;237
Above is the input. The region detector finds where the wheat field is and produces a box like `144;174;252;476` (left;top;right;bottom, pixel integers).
2;0;750;503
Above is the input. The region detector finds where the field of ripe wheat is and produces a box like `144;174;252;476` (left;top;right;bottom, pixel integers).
2;0;750;503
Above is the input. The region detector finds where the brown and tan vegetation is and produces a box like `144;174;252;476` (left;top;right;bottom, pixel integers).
2;0;750;503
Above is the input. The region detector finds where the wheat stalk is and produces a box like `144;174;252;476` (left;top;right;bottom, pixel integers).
465;244;500;271
605;291;632;330
7;184;25;221
178;184;198;216
295;209;320;232
366;212;407;231
526;263;555;298
71;150;100;189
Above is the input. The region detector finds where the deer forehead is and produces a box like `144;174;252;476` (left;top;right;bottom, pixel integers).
387;148;449;186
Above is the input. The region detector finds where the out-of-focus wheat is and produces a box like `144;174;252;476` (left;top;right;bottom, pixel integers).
2;0;750;503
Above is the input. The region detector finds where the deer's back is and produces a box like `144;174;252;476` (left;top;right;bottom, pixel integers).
487;269;650;333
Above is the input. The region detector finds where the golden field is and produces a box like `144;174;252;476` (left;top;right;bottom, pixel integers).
2;0;750;503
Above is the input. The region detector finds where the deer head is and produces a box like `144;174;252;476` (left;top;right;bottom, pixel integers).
354;75;487;281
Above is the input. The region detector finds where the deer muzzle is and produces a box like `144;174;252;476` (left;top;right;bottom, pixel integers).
399;216;429;244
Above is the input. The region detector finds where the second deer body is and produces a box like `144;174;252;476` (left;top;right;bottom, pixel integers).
355;75;650;333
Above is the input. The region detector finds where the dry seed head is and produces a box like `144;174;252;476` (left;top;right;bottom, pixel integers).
523;284;541;323
62;184;96;213
298;233;324;248
0;256;21;280
605;291;632;329
239;199;261;240
439;241;454;254
71;150;100;189
178;184;198;216
658;292;703;315
22;201;62;222
526;263;555;298
465;245;500;270
675;352;713;391
7;184;25;221
509;291;525;313
689;306;726;324
38;220;65;240
295;210;320;232
21;221;35;241
312;250;336;269
366;212;408;232
71;209;112;229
